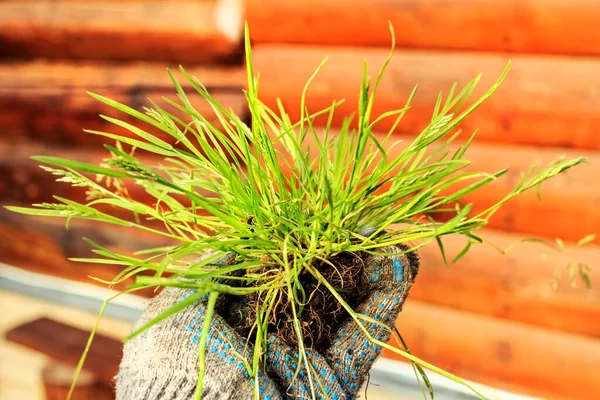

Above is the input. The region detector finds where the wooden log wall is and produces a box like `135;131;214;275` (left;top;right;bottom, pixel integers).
0;1;598;399
245;0;600;56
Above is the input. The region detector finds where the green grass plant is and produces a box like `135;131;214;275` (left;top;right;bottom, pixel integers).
6;23;586;400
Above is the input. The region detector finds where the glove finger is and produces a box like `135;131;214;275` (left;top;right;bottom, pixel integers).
323;244;419;395
266;336;349;400
117;277;284;399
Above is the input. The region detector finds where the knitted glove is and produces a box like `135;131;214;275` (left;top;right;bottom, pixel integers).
116;245;419;400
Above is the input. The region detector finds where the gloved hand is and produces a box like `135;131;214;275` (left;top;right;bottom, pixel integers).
116;245;419;400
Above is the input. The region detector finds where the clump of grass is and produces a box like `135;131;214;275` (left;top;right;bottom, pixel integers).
7;23;586;399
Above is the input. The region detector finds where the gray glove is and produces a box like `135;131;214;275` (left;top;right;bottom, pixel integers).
116;246;419;400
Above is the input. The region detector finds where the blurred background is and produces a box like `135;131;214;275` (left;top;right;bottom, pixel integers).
0;0;599;399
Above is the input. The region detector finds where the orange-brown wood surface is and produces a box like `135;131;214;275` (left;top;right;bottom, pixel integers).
0;61;246;146
387;300;600;400
0;140;163;207
4;60;246;89
0;0;243;63
246;0;600;56
0;207;174;295
1;2;598;398
436;142;600;245
253;46;600;149
411;229;600;338
0;140;215;225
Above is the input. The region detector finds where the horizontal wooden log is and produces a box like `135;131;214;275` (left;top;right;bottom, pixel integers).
434;142;600;245
253;46;600;149
0;207;175;294
246;0;600;56
0;139;217;240
0;61;247;147
386;300;600;400
0;0;243;63
0;139;216;217
411;229;600;338
397;137;599;244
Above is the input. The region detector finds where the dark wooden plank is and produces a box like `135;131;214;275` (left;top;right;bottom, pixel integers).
6;317;122;384
43;362;114;400
4;60;245;90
